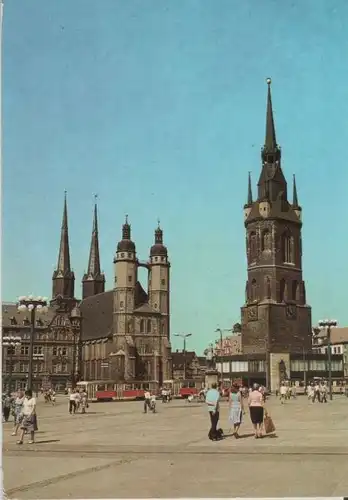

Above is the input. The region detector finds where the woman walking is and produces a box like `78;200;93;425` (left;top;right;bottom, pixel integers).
228;383;244;438
12;390;25;436
17;389;37;445
248;383;264;439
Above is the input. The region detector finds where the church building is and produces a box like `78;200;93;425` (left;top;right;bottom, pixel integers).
51;194;172;385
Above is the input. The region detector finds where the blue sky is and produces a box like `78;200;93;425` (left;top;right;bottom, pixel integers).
2;0;348;354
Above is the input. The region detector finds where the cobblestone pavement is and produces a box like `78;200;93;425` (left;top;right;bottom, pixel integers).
3;395;348;498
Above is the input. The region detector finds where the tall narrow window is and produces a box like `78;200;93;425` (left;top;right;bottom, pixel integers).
249;232;257;262
261;230;271;252
281;230;294;263
140;319;145;333
279;279;286;302
147;320;152;333
292;280;298;301
251;279;258;301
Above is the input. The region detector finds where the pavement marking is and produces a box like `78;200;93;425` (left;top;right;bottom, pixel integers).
5;456;143;497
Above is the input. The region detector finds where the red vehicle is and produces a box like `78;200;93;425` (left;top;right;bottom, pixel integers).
162;379;204;399
76;381;154;402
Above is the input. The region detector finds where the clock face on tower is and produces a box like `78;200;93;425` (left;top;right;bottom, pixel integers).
286;304;297;320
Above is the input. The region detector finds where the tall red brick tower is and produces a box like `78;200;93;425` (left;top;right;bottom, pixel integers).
241;79;312;356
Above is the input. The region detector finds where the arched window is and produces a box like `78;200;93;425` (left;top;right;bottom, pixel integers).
261;230;271;252
147;319;152;333
292;280;298;301
249;232;257;262
281;230;294;263
251;279;258;301
140;319;145;333
279;279;286;302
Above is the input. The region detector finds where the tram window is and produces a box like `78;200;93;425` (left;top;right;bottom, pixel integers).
125;384;131;390
107;384;114;391
143;383;149;390
97;384;105;391
188;381;195;388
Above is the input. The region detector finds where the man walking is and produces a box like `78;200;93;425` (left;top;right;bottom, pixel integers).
143;390;151;413
206;383;221;441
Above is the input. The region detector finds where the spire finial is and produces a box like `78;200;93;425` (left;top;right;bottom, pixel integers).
264;77;277;151
155;219;163;244
122;215;131;240
247;171;253;205
293;174;299;207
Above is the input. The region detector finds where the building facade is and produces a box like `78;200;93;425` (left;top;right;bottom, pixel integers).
241;79;312;361
172;350;205;380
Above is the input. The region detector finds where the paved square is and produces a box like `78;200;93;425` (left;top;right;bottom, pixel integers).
3;395;348;498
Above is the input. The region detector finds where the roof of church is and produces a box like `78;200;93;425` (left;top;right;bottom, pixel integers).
79;281;155;341
133;303;160;315
80;290;114;341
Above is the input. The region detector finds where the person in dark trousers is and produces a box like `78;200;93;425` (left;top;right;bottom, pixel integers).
206;383;222;441
3;393;12;422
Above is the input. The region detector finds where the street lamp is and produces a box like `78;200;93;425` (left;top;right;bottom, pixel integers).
174;333;192;380
17;295;48;391
70;306;82;388
318;319;338;401
2;334;21;393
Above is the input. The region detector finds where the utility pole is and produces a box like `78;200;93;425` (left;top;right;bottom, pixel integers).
174;333;192;380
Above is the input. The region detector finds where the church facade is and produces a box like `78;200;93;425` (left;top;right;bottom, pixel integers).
52;194;173;384
240;79;313;387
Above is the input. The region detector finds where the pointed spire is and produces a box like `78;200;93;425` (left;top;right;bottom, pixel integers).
57;191;71;273
264;78;277;151
150;219;167;258
247;172;253;205
87;196;101;277
292;174;299;207
122;214;131;240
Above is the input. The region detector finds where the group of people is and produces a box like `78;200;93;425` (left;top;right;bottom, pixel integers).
205;382;269;441
68;388;88;414
306;381;328;403
3;389;38;445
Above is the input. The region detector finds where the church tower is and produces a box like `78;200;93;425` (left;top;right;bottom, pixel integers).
82;199;105;299
148;221;170;338
52;192;75;301
241;79;312;355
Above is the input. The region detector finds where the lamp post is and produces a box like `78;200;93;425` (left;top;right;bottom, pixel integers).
318;319;338;401
2;334;21;393
32;352;44;396
70;306;82;388
293;334;310;388
174;333;192;380
18;296;48;391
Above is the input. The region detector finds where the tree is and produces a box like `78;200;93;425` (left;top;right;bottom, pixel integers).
233;323;241;333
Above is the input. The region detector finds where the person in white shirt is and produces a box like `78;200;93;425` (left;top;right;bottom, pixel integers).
144;391;151;413
313;383;321;403
69;389;80;414
279;384;287;404
17;389;36;445
150;394;157;412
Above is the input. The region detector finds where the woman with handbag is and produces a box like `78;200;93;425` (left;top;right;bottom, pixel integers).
248;383;264;439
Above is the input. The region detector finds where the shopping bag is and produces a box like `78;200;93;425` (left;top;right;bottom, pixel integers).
264;414;276;434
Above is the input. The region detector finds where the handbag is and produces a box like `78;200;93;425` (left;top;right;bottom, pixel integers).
264;413;276;434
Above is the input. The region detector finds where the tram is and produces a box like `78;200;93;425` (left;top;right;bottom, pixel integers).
76;378;205;402
76;381;154;402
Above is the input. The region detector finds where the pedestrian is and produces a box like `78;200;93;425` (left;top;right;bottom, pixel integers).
3;393;13;422
12;390;25;436
143;390;151;413
320;382;328;403
206;383;222;441
17;389;36;445
313;382;321;403
228;383;244;438
279;383;287;404
248;383;264;439
69;388;78;414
